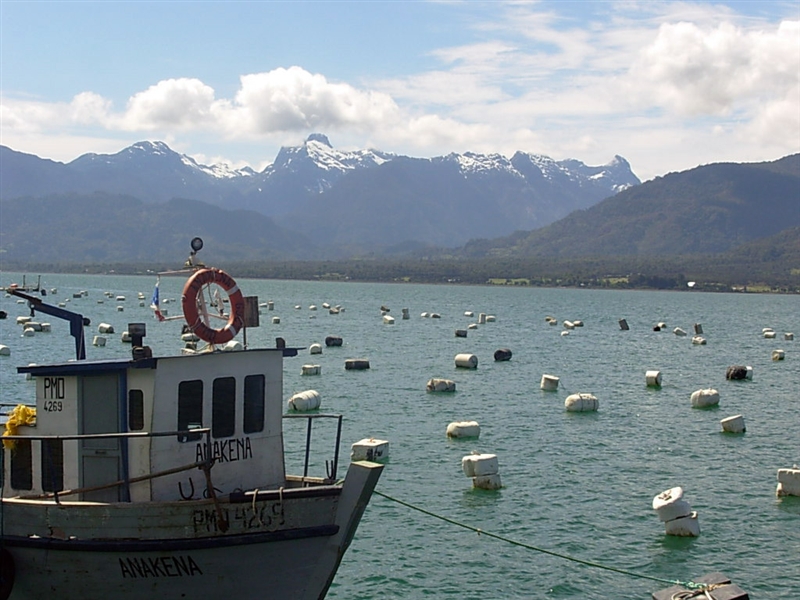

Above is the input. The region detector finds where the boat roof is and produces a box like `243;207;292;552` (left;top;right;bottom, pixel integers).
17;347;299;376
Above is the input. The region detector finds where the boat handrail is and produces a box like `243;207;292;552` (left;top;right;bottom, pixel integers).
1;427;211;442
282;414;343;483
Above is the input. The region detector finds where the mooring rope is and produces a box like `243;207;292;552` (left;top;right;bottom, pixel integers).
374;489;713;593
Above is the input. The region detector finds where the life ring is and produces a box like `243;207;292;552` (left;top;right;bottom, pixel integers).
182;268;245;344
0;548;15;600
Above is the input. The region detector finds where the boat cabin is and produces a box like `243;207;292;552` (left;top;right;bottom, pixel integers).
3;346;291;503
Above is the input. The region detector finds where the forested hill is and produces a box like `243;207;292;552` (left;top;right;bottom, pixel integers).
461;154;800;258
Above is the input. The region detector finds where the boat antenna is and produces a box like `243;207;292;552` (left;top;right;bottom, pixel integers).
184;237;205;269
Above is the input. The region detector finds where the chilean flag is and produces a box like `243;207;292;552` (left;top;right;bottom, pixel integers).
150;280;165;322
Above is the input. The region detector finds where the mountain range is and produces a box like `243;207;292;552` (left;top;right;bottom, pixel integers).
0;138;797;275
0;135;638;258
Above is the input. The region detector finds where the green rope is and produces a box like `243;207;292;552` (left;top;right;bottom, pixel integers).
374;489;706;591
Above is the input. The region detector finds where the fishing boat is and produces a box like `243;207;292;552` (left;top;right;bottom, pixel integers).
0;240;383;599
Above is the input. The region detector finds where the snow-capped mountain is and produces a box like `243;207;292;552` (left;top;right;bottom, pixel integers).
0;135;640;252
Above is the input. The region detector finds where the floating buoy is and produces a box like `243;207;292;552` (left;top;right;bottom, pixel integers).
40;322;51;332
455;329;467;338
653;486;700;537
690;388;719;408
720;414;746;433
0;345;10;356
572;320;583;327
322;302;330;309
16;316;31;325
645;370;662;387
658;322;667;329
351;438;389;462
98;323;115;334
345;358;370;370
776;466;800;497
563;320;575;329
92;336;107;347
401;308;409;320
694;323;703;335
271;316;280;324
673;327;687;336
560;331;570;337
493;348;512;362
181;332;200;342
785;332;794;341
454;353;478;369
325;336;343;347
485;315;496;323
547;317;558;326
267;301;274;310
115;295;125;301
467;323;478;330
430;313;441;319
24;322;42;332
478;313;486;324
22;327;35;337
446;421;480;438
691;336;707;345
772;349;785;361
540;374;559;391
564;393;598;412
309;305;317;311
288;389;321;411
619;318;629;330
464;311;474;317
383;315;395;324
462;453;501;489
121;331;132;343
427;378;456;392
421;312;429;318
309;343;322;355
301;364;321;376
725;365;753;380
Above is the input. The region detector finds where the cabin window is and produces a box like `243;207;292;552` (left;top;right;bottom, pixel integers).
128;389;144;431
212;377;236;438
178;380;203;442
41;439;64;492
243;375;265;434
10;439;33;490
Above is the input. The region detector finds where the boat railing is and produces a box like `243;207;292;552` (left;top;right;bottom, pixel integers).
282;413;343;483
1;428;214;503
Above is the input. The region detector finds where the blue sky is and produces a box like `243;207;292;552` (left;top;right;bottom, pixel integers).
1;1;798;181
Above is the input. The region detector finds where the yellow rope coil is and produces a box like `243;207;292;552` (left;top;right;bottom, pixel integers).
3;404;37;449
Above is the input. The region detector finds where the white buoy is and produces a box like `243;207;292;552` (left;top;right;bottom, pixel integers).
652;487;692;522
776;467;800;497
427;378;456;392
653;487;700;536
467;323;478;330
115;295;125;301
309;305;317;311
116;306;124;312
345;358;370;370
572;320;583;327
98;323;114;334
309;343;322;355
454;353;478;369
121;331;132;343
564;393;598;412
221;340;243;352
301;364;321;376
351;438;389;462
92;336;107;347
461;453;498;477
272;316;280;324
478;313;487;324
421;312;429;318
673;327;687;336
720;414;746;433
540;374;560;391
288;390;321;411
464;311;474;317
16;316;32;325
691;388;719;408
646;370;662;387
268;301;274;311
0;345;10;356
486;315;496;322
455;329;468;338
664;512;701;537
563;320;575;329
473;473;503;490
181;332;200;342
560;330;570;337
785;332;794;341
25;322;43;332
446;421;480;438
691;336;707;345
772;349;785;361
430;313;441;319
764;330;776;339
383;315;395;324
22;327;35;337
658;322;667;329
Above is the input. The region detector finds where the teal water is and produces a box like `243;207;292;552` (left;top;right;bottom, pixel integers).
1;273;798;598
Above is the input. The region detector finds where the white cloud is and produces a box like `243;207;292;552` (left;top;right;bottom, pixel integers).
122;78;218;130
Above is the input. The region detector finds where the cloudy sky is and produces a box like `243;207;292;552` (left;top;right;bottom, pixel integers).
1;0;798;181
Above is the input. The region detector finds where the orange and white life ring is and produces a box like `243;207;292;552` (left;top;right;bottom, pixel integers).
182;268;245;344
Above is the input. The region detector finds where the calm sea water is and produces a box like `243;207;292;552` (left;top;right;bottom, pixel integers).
1;272;798;599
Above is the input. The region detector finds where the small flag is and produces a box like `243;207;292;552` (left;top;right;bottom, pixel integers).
150;279;165;322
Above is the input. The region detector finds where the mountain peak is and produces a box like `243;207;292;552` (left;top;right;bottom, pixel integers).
305;133;332;148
